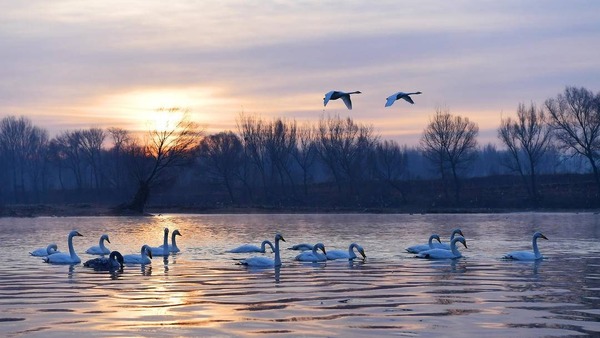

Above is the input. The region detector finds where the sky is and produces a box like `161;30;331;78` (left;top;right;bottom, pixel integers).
1;1;599;146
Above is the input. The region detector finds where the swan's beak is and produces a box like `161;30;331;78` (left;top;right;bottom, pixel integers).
107;238;111;244
458;230;464;237
435;238;441;243
360;249;366;259
147;250;153;259
75;232;83;237
463;241;468;249
281;236;286;242
541;234;548;240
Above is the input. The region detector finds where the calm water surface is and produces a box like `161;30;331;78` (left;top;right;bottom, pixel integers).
0;213;599;337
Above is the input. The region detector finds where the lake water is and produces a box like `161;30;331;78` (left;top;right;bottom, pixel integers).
0;213;599;337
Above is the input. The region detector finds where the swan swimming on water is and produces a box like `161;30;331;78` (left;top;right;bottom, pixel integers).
30;244;59;257
503;231;548;261
406;234;442;254
85;234;111;255
240;233;285;268
295;243;327;262
123;245;153;264
435;229;465;250
43;230;83;264
326;243;366;261
385;91;422;107
416;237;467;260
288;243;313;251
84;251;124;271
159;229;182;253
150;228;170;256
229;240;275;253
323;90;362;110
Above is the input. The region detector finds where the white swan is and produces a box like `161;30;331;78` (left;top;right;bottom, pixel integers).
149;228;170;256
43;230;83;264
323;90;362;110
406;234;442;254
295;243;327;262
85;234;111;255
503;231;548;261
385;91;422;107
326;243;366;261
84;251;124;271
435;228;465;250
30;244;59;257
229;240;275;253
159;229;182;253
240;233;285;268
416;237;467;259
123;244;153;264
288;243;313;251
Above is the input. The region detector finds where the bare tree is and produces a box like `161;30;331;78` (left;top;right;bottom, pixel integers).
198;131;243;204
292;122;318;197
498;103;552;203
107;127;132;190
237;113;269;200
52;131;86;190
545;86;600;191
124;108;203;213
420;108;479;202
79;128;106;189
264;118;297;199
371;140;408;203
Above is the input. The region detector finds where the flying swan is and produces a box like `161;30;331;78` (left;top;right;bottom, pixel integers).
229;240;275;253
85;234;111;255
124;244;153;265
84;251;124;271
295;243;327;262
416;237;467;260
159;229;182;253
30;244;60;257
239;233;285;268
323;90;362;110
406;234;442;254
326;243;366;261
502;231;548;261
385;91;422;107
43;230;84;264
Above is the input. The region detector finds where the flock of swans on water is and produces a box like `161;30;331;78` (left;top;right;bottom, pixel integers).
29;227;549;271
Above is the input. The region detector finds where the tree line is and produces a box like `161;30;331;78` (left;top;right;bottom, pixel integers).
0;86;598;213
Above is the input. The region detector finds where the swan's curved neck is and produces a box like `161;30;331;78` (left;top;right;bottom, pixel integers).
140;246;147;258
450;240;461;257
68;234;77;259
171;233;178;248
428;236;435;248
274;238;281;267
163;231;169;248
348;243;358;259
99;237;107;249
532;236;541;257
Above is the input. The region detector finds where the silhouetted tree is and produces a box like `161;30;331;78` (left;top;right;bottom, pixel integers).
498;103;552;204
198;131;243;204
546;86;600;192
107;127;132;191
264;118;297;199
237;113;269;200
292;122;318;197
420;108;479;202
79;128;106;190
371;140;408;203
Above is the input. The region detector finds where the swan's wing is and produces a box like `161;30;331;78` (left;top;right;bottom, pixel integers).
341;95;353;110
324;91;334;106
385;96;397;107
401;95;415;104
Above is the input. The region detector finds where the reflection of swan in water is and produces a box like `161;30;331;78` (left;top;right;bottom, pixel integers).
124;245;153;264
406;234;441;253
44;230;83;264
503;231;548;261
150;228;170;256
159;229;182;253
326;243;366;261
86;234;111;255
295;243;327;262
288;243;313;251
240;234;285;268
84;251;124;271
229;240;275;253
416;237;467;259
30;244;59;257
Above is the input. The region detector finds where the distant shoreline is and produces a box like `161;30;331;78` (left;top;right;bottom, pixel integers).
0;203;598;218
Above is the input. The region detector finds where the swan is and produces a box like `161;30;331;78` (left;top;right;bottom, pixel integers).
149;228;170;256
288;243;313;251
43;230;83;264
323;90;362;110
84;251;124;271
295;243;327;262
503;232;548;261
30;244;60;257
159;229;182;253
416;237;467;259
229;240;275;253
326;243;366;261
123;245;153;264
240;233;285;268
435;228;465;250
385;91;422;107
406;234;442;254
85;234;111;255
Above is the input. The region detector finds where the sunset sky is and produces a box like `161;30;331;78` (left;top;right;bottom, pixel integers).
1;1;599;145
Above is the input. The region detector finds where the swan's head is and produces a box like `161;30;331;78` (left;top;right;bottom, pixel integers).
534;232;548;240
110;251;124;268
47;244;58;252
430;234;441;243
163;227;169;234
451;228;464;238
357;246;366;259
172;229;182;237
69;230;83;238
101;234;110;243
313;243;327;255
275;233;285;242
354;91;362;94
453;236;468;249
142;245;153;259
415;91;422;95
